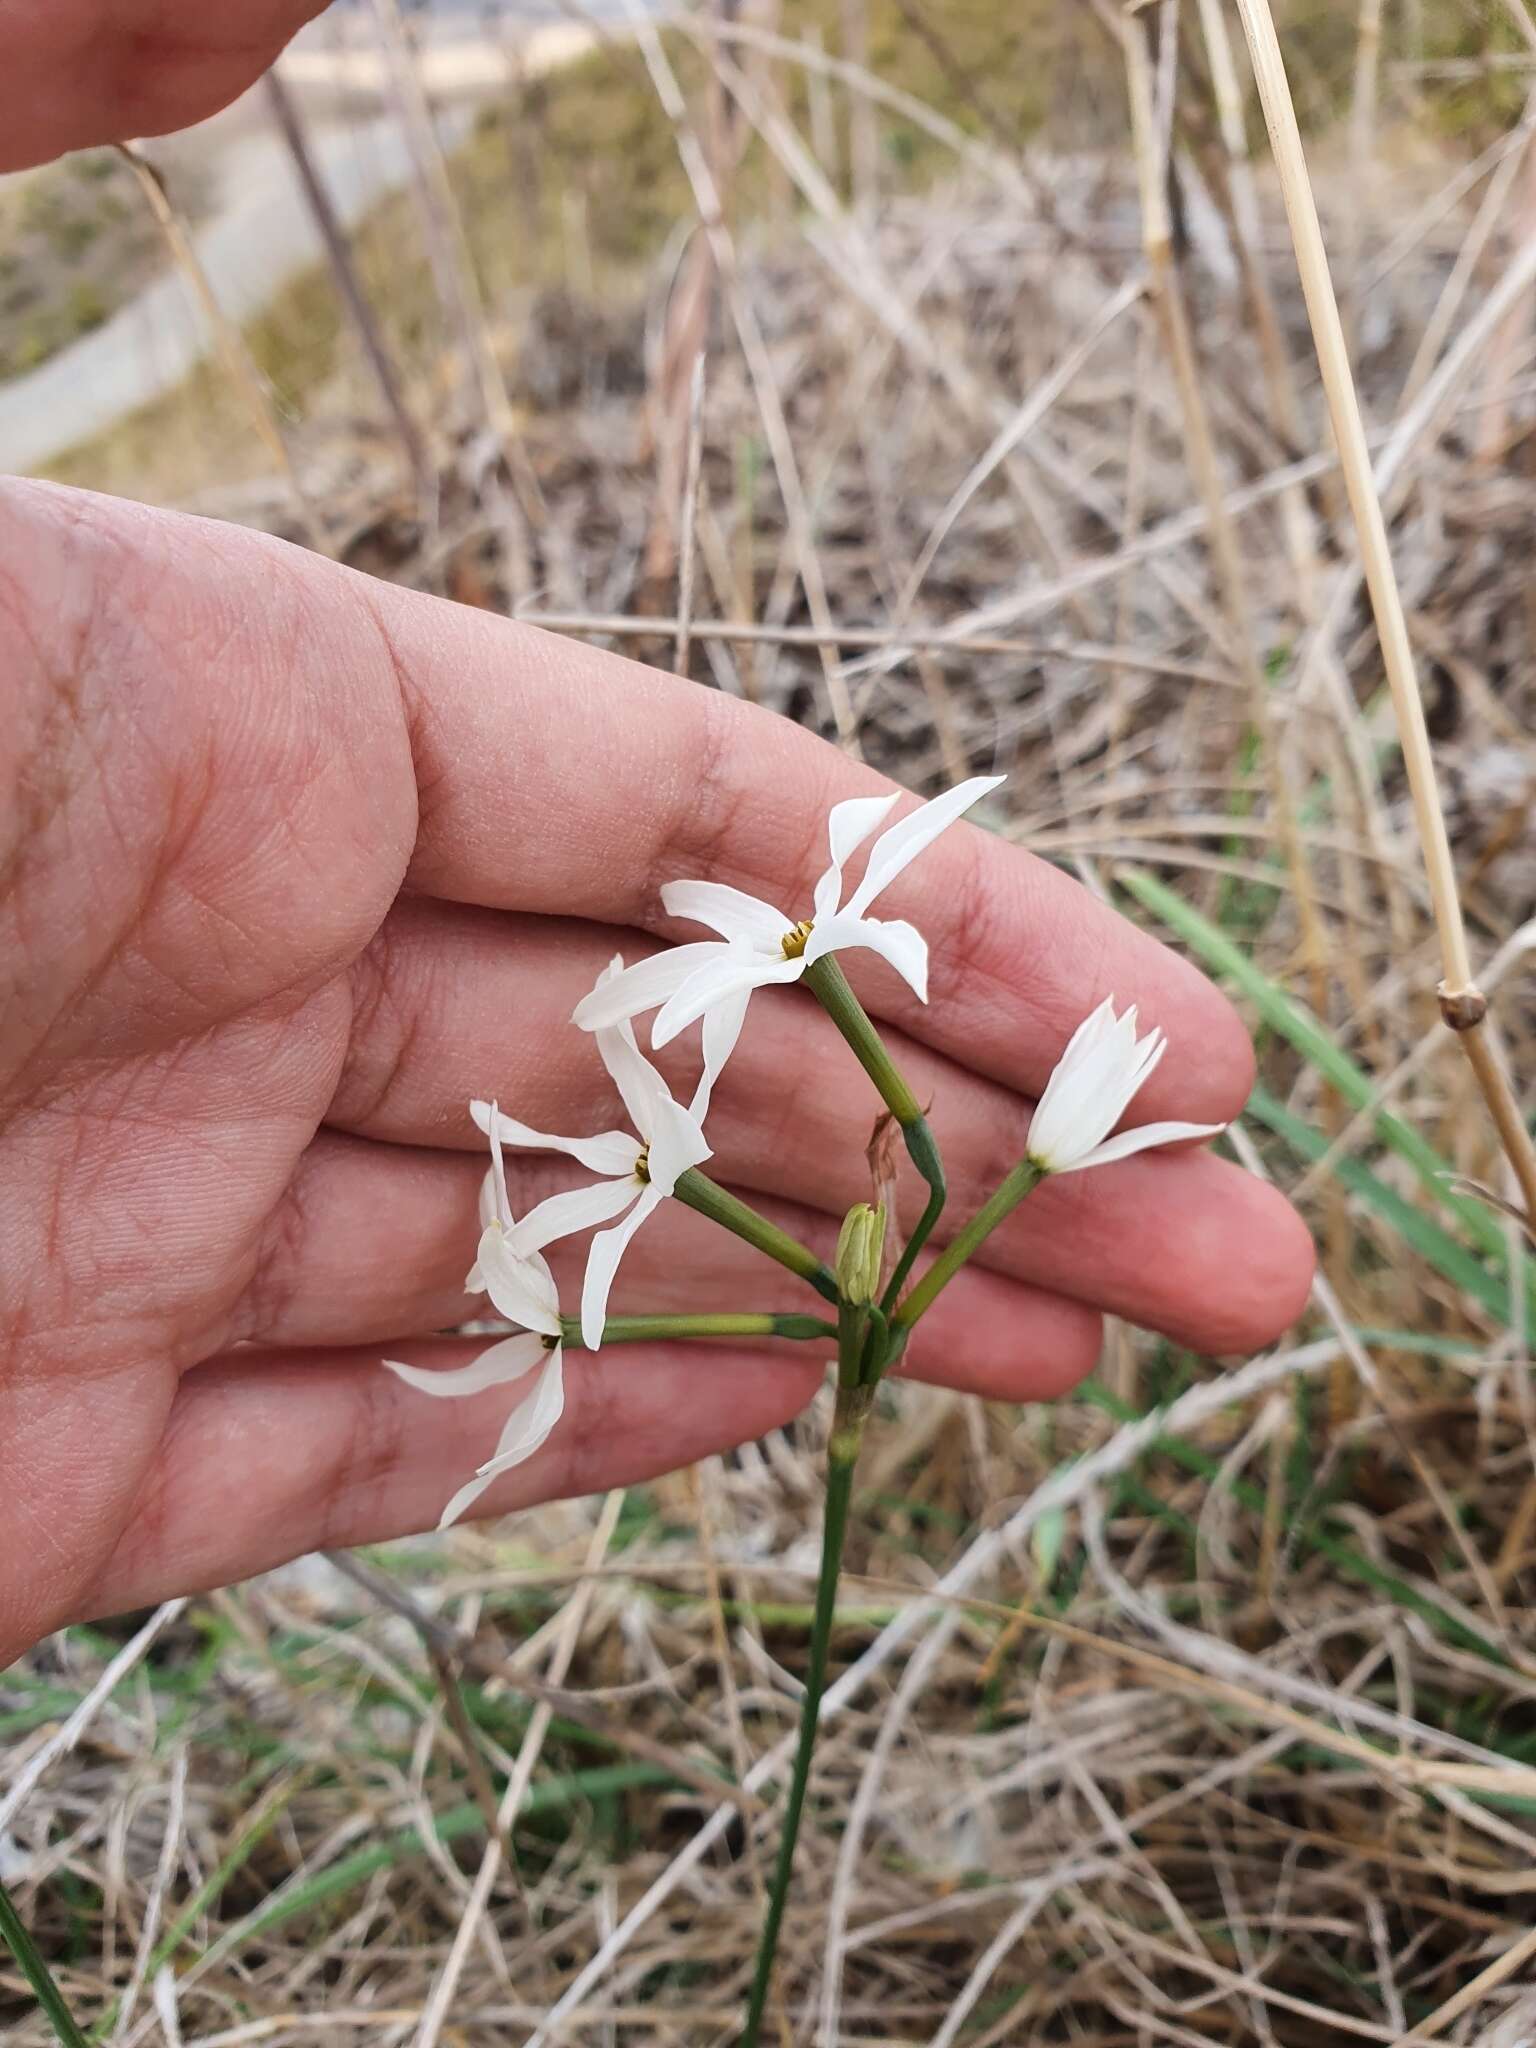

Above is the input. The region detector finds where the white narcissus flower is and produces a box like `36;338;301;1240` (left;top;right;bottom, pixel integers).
384;1114;565;1529
1027;997;1224;1176
572;775;1005;1050
475;957;743;1351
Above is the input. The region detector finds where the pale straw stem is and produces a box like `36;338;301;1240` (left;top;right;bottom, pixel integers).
1232;0;1536;1221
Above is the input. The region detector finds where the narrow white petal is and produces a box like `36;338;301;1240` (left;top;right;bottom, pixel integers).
507;1176;640;1256
813;793;901;920
438;1470;498;1528
384;1332;547;1399
469;1097;638;1179
844;774;1004;916
572;943;726;1030
691;988;749;1122
1051;997;1119;1075
661;880;789;946
644;1095;712;1194
1054;1120;1224;1174
467;1099;514;1231
803;912;930;1002
581;1186;665;1348
475;1345;566;1474
828;792;903;870
595;1013;673;1144
438;1346;566;1526
652;951;803;1048
475;1232;563;1334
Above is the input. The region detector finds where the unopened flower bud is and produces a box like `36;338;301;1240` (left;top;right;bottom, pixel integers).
835;1202;887;1305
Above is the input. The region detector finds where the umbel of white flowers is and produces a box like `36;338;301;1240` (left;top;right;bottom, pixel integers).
382;776;1226;1529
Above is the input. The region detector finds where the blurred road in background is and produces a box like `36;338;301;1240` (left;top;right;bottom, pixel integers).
0;1;633;472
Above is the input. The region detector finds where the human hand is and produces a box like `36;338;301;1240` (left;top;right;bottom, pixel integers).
0;480;1313;1664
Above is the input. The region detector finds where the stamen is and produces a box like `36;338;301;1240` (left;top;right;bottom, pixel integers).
781;919;815;960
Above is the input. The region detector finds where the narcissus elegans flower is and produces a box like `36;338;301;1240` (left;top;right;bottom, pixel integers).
572;775;1004;1049
385;1117;565;1528
1026;997;1223;1175
476;957;739;1349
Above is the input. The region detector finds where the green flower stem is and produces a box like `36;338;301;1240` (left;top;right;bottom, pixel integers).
0;1876;90;2048
673;1170;839;1304
802;957;948;1322
741;1368;875;2046
803;955;923;1124
560;1312;837;1348
894;1159;1047;1327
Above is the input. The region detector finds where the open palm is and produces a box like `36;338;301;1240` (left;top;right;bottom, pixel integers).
0;481;1311;1667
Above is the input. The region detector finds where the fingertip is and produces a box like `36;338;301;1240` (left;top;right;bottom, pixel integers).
1196;1173;1316;1354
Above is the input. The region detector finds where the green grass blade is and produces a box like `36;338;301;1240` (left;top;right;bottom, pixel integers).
0;1874;92;2048
1119;866;1513;1263
1078;1379;1507;1667
1248;1084;1511;1324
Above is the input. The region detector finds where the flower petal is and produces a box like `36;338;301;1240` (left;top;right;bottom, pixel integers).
474;1232;563;1334
652;950;804;1049
691;988;749;1122
468;1097;638;1179
473;1097;513;1231
803;911;930;1002
507;1176;640;1256
384;1331;548;1399
812;793;901;921
644;1095;712;1195
844;773;1005;917
661;880;788;946
437;1346;566;1527
475;1344;566;1473
470;1098;640;1180
581;1185;665;1348
572;943;727;1031
595;1024;673;1145
1053;1120;1224;1174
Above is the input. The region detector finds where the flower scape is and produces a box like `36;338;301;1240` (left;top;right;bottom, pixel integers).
383;773;1224;2036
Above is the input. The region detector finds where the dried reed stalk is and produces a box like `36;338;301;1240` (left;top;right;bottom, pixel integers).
118;146;325;552
1112;7;1331;1019
1232;0;1536;1223
262;69;435;517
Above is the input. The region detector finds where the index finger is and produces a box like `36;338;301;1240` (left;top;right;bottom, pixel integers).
371;574;1254;1124
19;483;1251;1126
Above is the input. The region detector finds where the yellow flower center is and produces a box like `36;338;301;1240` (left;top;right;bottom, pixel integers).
635;1146;651;1184
780;919;815;960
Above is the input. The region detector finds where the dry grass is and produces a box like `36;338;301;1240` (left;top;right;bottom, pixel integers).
8;2;1536;2042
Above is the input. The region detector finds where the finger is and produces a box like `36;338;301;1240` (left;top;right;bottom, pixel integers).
11;484;1246;1122
236;1131;1103;1404
78;1337;829;1621
325;901;1312;1353
1;4;326;170
375;595;1251;1124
